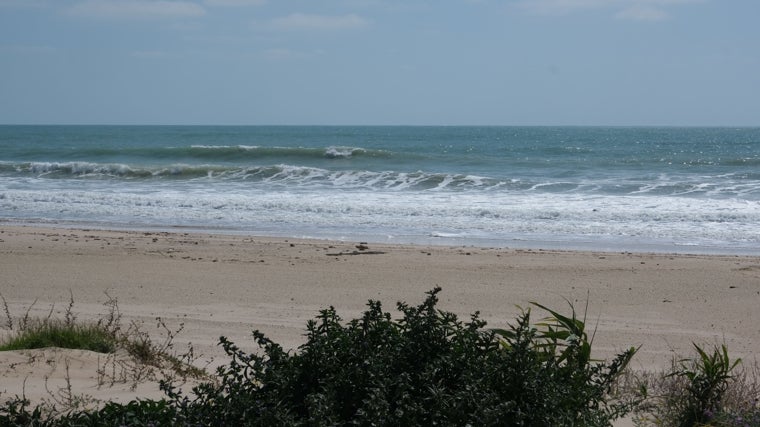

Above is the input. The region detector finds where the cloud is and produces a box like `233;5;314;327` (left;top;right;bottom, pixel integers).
515;0;702;20
68;0;206;20
517;0;610;15
204;0;265;6
131;50;171;58
262;48;325;61
616;4;668;21
268;13;369;31
0;0;49;8
0;44;56;54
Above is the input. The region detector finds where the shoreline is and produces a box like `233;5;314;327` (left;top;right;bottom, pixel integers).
3;218;759;257
2;224;760;408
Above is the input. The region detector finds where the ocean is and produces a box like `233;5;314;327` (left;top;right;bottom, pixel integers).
1;125;758;255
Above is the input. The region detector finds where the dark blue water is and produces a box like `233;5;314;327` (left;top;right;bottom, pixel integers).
1;125;759;254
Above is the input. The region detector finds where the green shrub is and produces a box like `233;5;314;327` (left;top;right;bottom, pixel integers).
0;396;178;427
160;287;637;426
0;397;47;427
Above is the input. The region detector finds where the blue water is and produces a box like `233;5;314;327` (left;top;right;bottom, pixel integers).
1;125;759;254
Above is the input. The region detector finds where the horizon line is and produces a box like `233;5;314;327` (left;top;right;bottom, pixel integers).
2;123;760;128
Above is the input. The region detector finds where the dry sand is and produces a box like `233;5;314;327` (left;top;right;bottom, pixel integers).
1;224;759;413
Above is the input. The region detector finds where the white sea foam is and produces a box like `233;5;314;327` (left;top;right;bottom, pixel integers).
2;176;759;254
324;146;364;158
190;144;260;150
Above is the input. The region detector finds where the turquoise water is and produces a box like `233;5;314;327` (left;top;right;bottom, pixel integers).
1;125;759;254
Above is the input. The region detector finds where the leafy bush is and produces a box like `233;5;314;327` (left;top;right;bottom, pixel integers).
0;396;178;427
1;288;639;426
160;287;637;426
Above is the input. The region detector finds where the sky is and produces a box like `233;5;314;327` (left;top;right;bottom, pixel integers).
1;0;758;126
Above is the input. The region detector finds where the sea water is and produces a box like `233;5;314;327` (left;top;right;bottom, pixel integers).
1;125;758;254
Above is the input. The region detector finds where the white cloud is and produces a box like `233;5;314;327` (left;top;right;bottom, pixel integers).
0;0;49;8
0;44;56;54
131;50;171;58
268;13;369;31
68;0;206;20
515;0;703;20
616;4;668;21
517;0;610;15
262;48;324;60
204;0;265;6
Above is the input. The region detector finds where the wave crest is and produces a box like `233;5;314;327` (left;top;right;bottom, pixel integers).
188;145;382;160
2;161;759;198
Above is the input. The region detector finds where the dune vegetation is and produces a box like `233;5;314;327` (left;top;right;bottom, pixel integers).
1;289;758;426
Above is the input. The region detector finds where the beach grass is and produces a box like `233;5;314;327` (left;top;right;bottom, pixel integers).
0;292;117;354
0;292;206;397
5;292;124;354
629;346;760;426
0;320;116;353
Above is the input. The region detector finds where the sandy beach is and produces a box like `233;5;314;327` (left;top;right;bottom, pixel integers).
1;224;759;410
